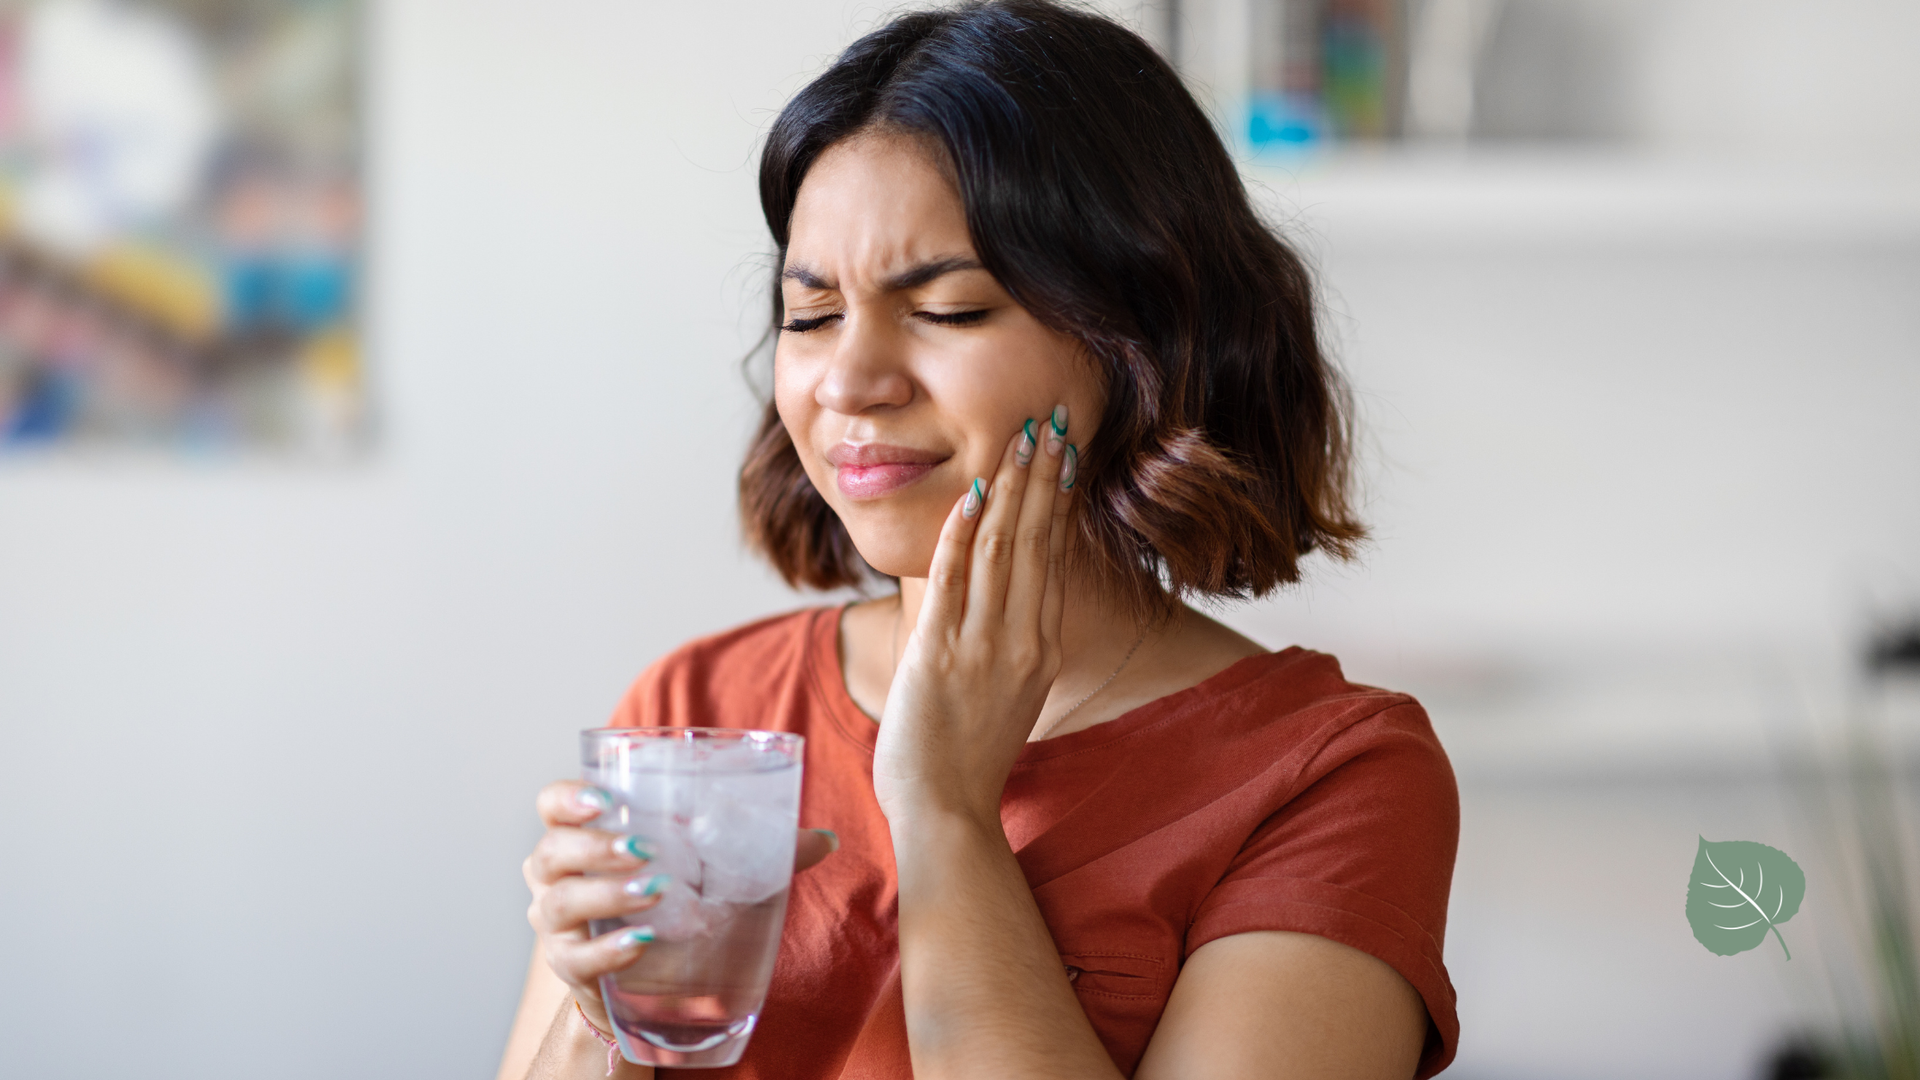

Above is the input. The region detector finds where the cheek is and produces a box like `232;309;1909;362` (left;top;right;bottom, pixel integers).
923;331;1094;436
771;342;802;410
771;347;817;444
771;347;847;503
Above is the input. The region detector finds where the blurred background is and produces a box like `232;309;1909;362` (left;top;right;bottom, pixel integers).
0;0;1915;1077
0;0;362;453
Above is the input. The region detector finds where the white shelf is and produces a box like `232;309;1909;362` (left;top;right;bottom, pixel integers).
1238;147;1920;249
1401;652;1920;783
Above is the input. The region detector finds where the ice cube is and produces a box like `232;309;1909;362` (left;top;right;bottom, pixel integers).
686;774;797;904
640;879;712;941
610;755;698;819
625;809;701;891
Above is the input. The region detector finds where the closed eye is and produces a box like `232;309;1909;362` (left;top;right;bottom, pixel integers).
780;313;841;333
781;309;989;333
917;310;989;327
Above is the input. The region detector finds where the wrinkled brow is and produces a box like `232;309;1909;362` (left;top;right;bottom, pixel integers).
780;255;985;292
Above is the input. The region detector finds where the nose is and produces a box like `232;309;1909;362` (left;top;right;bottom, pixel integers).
814;311;914;416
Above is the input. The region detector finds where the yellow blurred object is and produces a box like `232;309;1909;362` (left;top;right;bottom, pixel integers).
300;326;359;390
298;325;362;447
83;243;223;341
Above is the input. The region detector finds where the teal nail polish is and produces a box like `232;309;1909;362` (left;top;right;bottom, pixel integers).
810;828;841;852
1046;405;1068;455
624;873;671;898
963;477;984;518
1059;443;1078;491
617;926;656;948
576;787;612;813
615;836;654;861
1016;419;1037;467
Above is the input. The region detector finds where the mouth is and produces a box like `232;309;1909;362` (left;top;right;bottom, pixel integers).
828;442;948;500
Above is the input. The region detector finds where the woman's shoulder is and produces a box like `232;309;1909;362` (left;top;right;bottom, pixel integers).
605;606;836;729
1091;631;1453;816
1213;646;1450;781
1032;630;1453;822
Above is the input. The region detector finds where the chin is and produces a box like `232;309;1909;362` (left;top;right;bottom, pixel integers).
840;519;938;580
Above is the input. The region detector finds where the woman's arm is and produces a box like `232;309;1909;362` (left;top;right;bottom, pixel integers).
1136;931;1428;1079
496;943;654;1080
893;809;1120;1079
893;813;1429;1080
497;944;571;1080
872;419;1100;1078
880;418;1431;1079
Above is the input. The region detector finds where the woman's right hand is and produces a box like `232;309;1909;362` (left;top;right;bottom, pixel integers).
524;781;673;1030
522;780;841;1030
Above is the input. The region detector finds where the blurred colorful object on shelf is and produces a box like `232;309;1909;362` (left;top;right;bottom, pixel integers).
1247;0;1408;150
0;0;362;454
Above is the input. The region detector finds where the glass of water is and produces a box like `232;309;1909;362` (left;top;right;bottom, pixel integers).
581;727;805;1068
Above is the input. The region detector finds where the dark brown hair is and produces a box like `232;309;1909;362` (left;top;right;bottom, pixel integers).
740;0;1363;618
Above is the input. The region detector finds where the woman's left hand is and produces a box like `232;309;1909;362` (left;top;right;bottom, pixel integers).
872;407;1075;827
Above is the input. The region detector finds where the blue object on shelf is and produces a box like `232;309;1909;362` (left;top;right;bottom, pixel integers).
222;250;352;331
1248;92;1324;148
4;368;82;443
283;252;351;331
224;254;277;330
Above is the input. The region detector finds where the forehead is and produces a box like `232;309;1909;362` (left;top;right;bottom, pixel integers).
784;134;974;282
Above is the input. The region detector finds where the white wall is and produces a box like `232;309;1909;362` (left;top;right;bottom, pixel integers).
1242;229;1920;674
0;1;859;1075
1;2;1916;1078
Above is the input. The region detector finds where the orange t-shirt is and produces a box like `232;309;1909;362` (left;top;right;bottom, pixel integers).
609;606;1460;1078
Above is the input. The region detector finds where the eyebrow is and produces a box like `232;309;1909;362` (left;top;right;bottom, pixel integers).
780;255;986;292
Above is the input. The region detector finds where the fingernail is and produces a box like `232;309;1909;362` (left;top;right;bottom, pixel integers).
576;787;612;814
1059;443;1078;492
617;926;655;948
614;836;654;862
1015;419;1036;467
1046;405;1068;455
962;477;984;518
810;827;841;852
624;873;671;898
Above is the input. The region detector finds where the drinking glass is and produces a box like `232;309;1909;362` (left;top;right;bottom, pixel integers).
582;727;804;1068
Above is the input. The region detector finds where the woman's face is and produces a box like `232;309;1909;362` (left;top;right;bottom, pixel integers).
775;133;1100;579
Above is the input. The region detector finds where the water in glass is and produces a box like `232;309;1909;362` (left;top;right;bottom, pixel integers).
583;729;803;1068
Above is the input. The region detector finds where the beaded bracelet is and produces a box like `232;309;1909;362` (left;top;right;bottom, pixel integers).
573;999;622;1076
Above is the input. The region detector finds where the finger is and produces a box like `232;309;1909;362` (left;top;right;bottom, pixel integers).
1003;410;1064;631
532;870;672;934
546;923;657;988
1039;409;1074;645
1043;402;1068;458
918;474;985;635
964;422;1036;630
524;826;656;887
795;827;840;873
537;780;616;827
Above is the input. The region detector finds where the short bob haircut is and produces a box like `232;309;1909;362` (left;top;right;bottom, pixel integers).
740;0;1363;619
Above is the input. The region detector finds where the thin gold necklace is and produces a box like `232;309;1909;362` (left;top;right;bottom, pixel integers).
1031;625;1148;741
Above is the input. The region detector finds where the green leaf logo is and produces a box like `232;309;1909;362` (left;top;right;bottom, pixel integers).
1686;837;1805;959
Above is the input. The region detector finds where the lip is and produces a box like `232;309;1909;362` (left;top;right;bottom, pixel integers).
828;442;948;500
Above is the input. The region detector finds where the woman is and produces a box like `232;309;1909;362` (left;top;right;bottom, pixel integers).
501;2;1458;1077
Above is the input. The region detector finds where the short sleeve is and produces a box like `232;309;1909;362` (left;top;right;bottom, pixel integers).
1186;702;1460;1078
